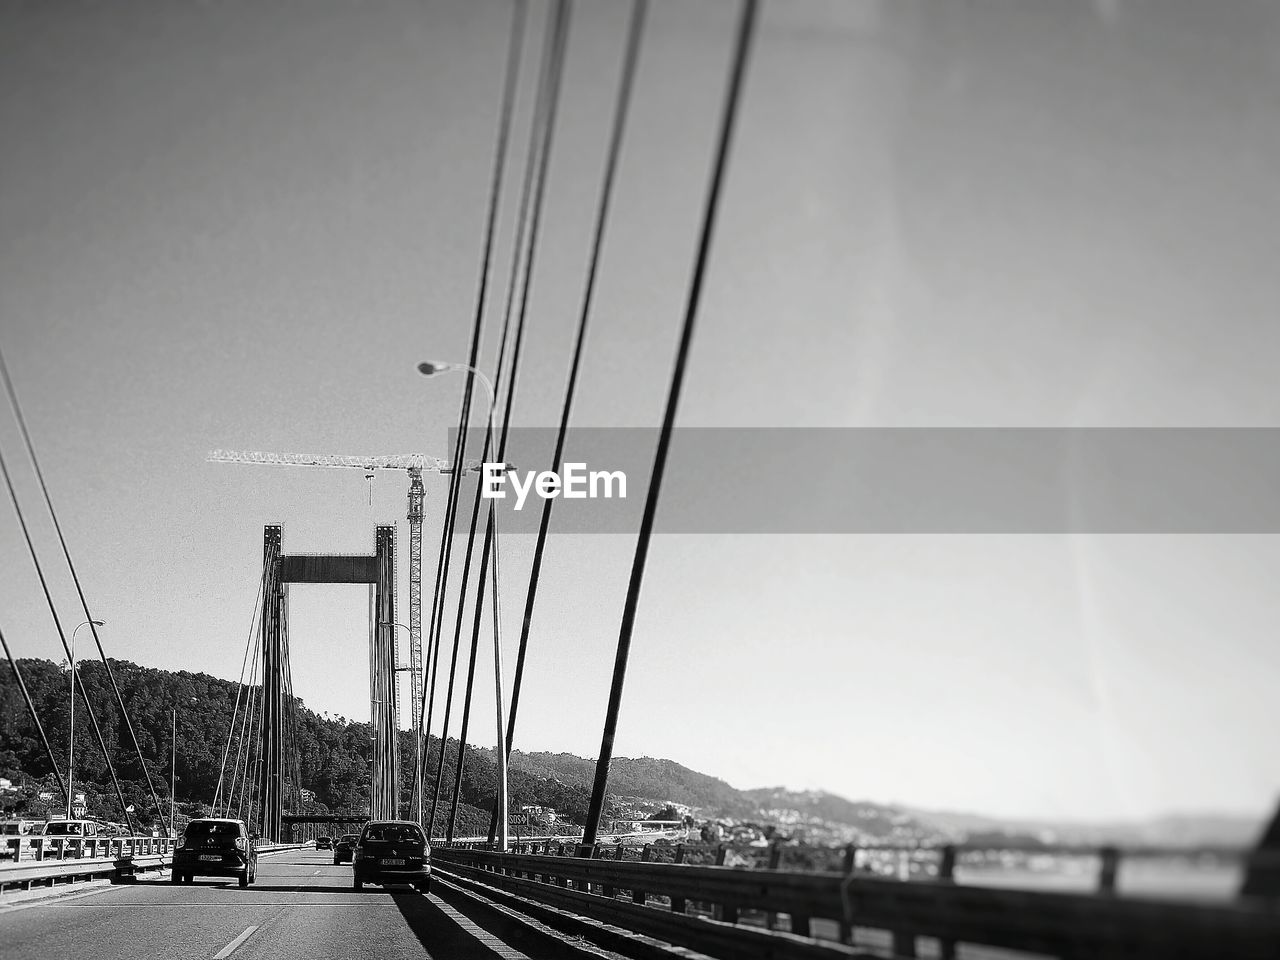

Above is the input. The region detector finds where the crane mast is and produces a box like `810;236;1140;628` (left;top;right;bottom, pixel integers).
406;466;425;823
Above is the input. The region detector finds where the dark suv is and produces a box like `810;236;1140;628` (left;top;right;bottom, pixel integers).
316;835;333;850
352;820;430;892
333;833;360;865
171;818;257;888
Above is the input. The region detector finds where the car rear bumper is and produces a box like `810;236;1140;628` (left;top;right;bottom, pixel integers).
173;852;252;876
354;863;431;884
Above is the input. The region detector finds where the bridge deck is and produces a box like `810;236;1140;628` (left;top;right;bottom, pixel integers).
0;849;596;960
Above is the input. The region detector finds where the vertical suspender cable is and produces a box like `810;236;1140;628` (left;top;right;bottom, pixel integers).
0;441;137;833
448;0;571;843
0;626;70;808
499;0;648;818
419;0;528;830
213;575;263;814
580;0;758;849
225;616;261;818
0;347;168;828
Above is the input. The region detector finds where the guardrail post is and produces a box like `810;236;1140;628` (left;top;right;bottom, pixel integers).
578;843;599;892
599;844;619;901
631;844;650;905
892;930;917;958
938;845;956;882
765;842;783;928
1099;846;1120;894
711;844;737;923
839;844;857;945
938;845;958;959
670;844;687;914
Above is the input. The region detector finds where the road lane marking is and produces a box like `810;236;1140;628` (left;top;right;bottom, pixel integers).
213;924;259;959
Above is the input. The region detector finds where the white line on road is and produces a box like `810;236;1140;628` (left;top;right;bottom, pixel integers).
213;924;259;960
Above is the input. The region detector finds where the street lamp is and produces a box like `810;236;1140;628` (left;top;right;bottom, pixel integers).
417;360;509;851
66;619;105;820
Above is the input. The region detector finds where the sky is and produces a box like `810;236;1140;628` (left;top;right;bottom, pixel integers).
2;0;1279;825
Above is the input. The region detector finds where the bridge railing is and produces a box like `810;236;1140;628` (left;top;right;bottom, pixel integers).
0;835;175;895
432;845;1280;960
487;838;1250;896
2;835;174;864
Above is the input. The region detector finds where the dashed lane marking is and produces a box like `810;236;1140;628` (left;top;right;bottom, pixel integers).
213;924;259;959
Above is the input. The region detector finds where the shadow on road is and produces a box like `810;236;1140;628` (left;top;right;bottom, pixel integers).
389;890;539;959
397;883;598;960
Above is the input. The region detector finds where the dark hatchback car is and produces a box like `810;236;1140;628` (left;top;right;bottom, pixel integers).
352;820;430;892
315;835;333;850
332;833;360;865
172;818;257;888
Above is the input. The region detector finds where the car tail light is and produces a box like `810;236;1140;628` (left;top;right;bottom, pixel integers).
235;837;247;852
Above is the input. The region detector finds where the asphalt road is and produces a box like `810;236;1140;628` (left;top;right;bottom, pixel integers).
0;849;570;960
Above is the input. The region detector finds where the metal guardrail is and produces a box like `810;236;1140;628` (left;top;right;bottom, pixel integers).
434;846;1280;960
255;841;312;855
0;837;310;896
495;838;1251;893
0;836;175;895
2;835;174;864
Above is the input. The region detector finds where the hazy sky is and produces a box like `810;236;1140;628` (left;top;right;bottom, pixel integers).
2;0;1278;824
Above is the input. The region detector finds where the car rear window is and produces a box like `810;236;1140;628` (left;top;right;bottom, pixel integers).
44;822;86;836
185;821;240;838
363;824;424;843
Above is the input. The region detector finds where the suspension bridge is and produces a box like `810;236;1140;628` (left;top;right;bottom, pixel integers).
2;1;1279;958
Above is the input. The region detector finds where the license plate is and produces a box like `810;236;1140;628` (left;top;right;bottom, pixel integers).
200;854;223;862
380;858;404;866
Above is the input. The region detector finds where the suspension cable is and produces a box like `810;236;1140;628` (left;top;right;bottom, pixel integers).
439;0;570;842
0;438;137;832
418;0;529;781
451;0;572;842
213;574;264;812
499;1;648;838
229;617;262;819
581;0;758;848
0;625;70;807
0;346;168;828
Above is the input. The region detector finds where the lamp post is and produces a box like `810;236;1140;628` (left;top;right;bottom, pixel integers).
417;360;509;850
66;619;105;820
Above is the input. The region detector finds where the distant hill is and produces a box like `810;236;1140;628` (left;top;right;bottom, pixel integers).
2;657;1266;847
904;806;1268;848
510;753;755;817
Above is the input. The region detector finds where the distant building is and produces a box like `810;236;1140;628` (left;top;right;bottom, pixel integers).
520;805;557;824
0;778;15;793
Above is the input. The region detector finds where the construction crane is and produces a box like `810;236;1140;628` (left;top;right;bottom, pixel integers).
207;449;458;822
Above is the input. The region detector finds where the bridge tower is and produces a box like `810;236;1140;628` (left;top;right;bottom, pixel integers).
256;524;400;841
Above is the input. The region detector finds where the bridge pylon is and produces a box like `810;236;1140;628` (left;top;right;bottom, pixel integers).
254;524;400;842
